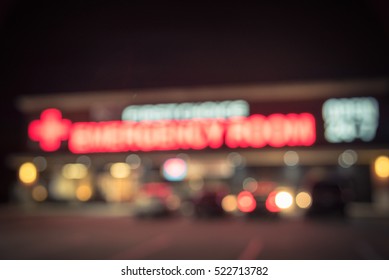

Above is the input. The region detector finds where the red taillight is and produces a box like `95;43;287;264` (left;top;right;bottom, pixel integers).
266;191;280;213
237;191;256;213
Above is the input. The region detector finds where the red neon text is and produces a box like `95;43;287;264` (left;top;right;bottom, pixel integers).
68;113;315;153
225;113;316;148
29;109;316;153
69;119;225;153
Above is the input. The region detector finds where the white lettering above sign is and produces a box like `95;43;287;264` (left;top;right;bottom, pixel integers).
121;100;249;122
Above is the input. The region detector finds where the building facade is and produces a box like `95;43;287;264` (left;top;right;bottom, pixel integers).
10;78;389;217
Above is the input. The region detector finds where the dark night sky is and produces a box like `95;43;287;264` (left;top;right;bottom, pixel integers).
2;1;389;95
0;0;389;201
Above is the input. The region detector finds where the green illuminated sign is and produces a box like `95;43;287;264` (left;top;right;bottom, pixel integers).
322;97;379;143
121;100;249;122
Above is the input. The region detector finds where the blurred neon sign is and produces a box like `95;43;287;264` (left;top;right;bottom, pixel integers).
322;97;379;143
28;109;72;152
29;109;316;154
122;100;249;121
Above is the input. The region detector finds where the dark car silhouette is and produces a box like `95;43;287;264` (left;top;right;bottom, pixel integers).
306;180;346;218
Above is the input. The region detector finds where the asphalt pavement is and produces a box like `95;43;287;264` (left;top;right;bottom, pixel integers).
1;204;389;260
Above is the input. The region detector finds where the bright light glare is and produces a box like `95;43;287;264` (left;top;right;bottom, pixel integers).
76;184;93;202
295;192;312;209
275;191;293;209
32;185;48;202
62;163;88;179
110;162;131;179
375;156;389;178
19;162;38;185
221;195;238;213
162;158;187;181
237;191;256;213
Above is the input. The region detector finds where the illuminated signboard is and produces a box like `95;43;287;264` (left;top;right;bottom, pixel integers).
322;97;379;143
28;108;316;153
121;100;249;121
28;109;72;152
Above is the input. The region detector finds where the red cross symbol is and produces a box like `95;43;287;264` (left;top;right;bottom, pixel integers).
28;108;72;152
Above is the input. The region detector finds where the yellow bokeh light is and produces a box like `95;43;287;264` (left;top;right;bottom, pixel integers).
62;163;88;179
275;191;293;209
32;185;48;202
110;162;131;179
221;195;238;213
374;156;389;179
296;192;312;209
76;184;93;202
19;162;38;185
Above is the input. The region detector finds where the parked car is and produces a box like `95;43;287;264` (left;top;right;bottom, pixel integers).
306;180;346;218
192;190;226;218
133;182;175;218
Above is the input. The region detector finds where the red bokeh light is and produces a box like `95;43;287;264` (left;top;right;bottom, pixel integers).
266;191;281;213
237;191;257;213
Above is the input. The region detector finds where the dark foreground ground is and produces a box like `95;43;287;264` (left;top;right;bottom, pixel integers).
0;204;388;260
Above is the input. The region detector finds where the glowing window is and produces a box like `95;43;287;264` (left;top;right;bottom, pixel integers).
62;163;88;180
110;163;131;179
